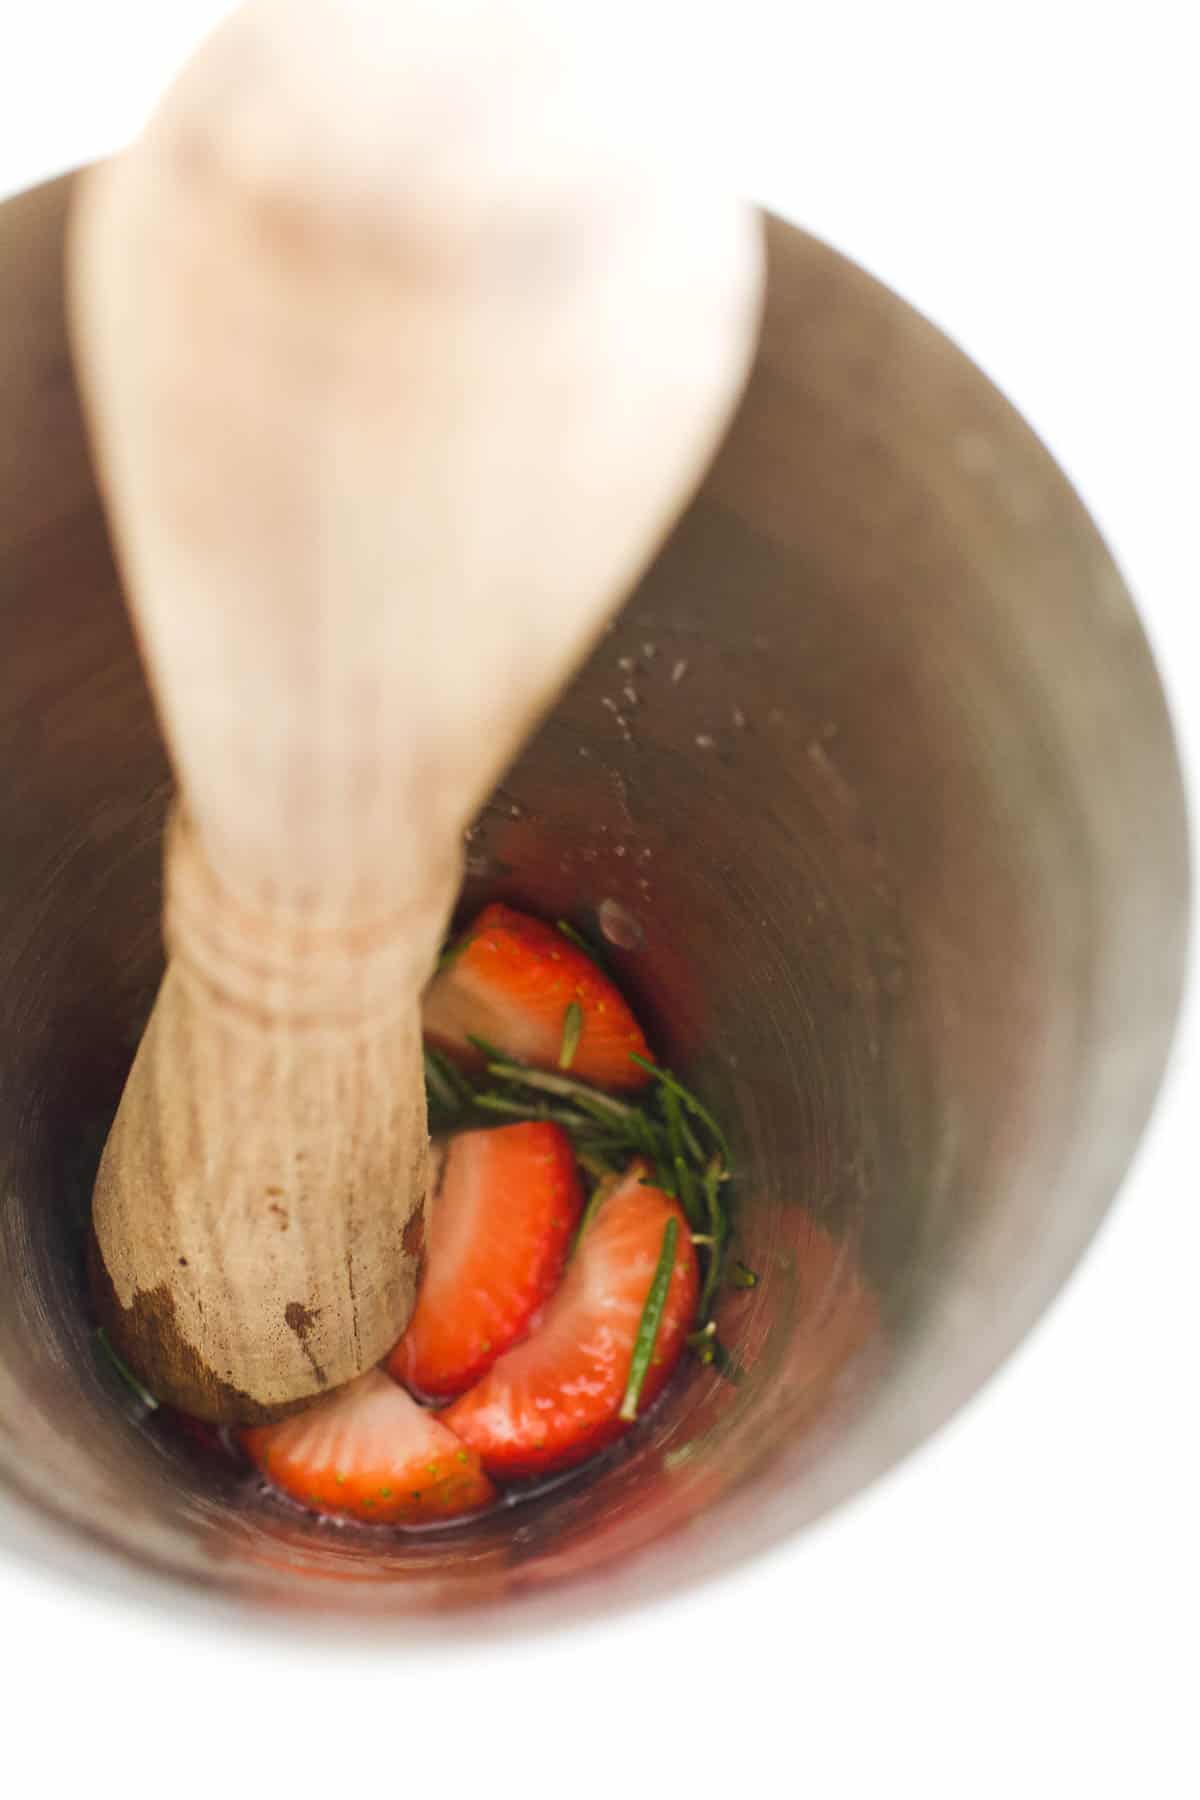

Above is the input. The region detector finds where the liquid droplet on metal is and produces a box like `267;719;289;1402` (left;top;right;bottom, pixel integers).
598;898;645;952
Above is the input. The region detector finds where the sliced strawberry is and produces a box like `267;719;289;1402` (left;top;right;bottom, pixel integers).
423;902;652;1092
443;1166;698;1478
388;1121;583;1401
241;1368;494;1524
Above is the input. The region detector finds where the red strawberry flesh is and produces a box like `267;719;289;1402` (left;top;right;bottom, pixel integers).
388;1120;582;1400
242;1368;494;1524
423;902;652;1091
443;1166;698;1478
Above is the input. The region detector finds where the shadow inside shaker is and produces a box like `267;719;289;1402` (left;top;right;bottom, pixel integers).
0;185;1188;1628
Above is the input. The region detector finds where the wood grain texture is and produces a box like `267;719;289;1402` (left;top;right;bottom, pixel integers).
66;0;762;1418
89;810;431;1420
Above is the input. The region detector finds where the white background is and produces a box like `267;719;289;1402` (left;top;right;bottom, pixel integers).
2;3;1196;1794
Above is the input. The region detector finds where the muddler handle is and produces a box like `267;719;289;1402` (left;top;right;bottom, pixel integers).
68;0;762;1421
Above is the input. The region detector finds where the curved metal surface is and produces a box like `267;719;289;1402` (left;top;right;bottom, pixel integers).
0;172;1189;1638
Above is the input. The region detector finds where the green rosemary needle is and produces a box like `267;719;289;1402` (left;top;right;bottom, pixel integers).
698;1156;728;1319
559;1000;584;1070
628;1053;731;1161
619;1216;678;1422
572;1174;616;1255
423;1045;470;1119
673;1154;703;1232
485;1060;636;1123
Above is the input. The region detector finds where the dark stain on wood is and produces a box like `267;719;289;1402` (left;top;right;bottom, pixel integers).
284;1299;327;1390
87;1226;307;1424
402;1205;425;1268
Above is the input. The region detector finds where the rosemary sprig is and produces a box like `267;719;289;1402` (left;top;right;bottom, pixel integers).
485;1060;637;1124
559;1000;584;1070
678;1113;707;1166
708;1335;743;1384
572;1172;618;1254
673;1154;703;1232
472;1092;590;1130
619;1216;678;1421
629;1053;731;1161
586;1134;630;1160
420;1035;740;1380
628;1106;666;1164
423;1046;472;1121
663;1085;687;1167
698;1156;728;1318
661;1082;705;1164
576;1148;621;1180
685;1320;741;1377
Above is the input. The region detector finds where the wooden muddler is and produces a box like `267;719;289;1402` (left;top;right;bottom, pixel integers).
68;0;762;1421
